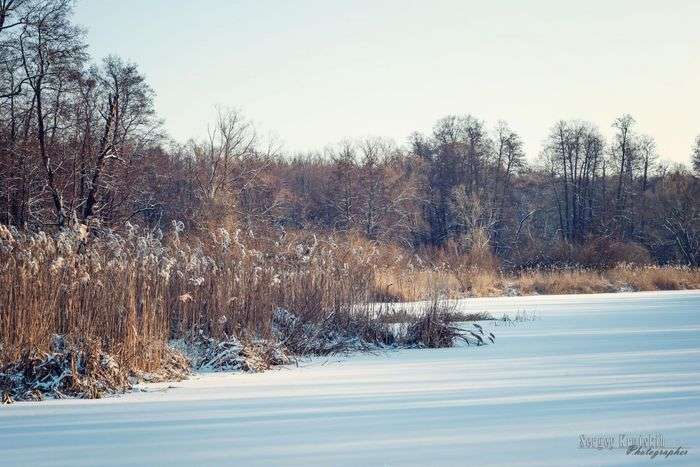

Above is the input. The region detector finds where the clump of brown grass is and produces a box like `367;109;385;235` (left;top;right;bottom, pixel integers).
401;297;495;348
403;299;465;348
514;269;615;295
453;267;504;297
607;265;700;291
369;232;505;302
372;268;463;302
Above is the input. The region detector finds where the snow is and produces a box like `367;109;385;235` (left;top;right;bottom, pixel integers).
2;290;699;466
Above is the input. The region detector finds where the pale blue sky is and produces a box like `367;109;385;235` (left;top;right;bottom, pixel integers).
74;0;699;163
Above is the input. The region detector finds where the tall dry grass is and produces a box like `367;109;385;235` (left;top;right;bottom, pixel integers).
606;264;700;291
514;269;614;295
513;265;700;296
370;259;700;302
372;269;462;302
0;225;171;372
0;224;378;374
2;221;699;394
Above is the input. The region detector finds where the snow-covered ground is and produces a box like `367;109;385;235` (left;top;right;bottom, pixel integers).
2;290;699;466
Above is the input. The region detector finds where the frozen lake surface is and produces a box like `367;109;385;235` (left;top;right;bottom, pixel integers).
2;290;699;466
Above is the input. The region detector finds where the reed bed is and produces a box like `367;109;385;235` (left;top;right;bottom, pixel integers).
0;223;390;400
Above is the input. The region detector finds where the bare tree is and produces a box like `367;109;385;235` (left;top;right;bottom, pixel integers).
78;56;161;223
355;137;418;243
491;121;524;248
654;171;700;265
544;120;605;242
0;0;25;34
18;0;86;227
327;140;357;232
611;114;636;208
357;137;386;239
637;135;657;192
193;107;256;202
411;115;494;244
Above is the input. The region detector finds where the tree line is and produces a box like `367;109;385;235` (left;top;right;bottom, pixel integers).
1;0;699;267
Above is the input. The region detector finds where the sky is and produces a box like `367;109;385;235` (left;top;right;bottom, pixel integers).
74;0;699;163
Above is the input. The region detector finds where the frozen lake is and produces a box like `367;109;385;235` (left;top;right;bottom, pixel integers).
2;290;699;466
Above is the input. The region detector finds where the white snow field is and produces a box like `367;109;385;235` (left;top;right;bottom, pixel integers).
2;290;699;466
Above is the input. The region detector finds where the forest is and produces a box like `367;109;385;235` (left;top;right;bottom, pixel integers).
1;1;699;268
1;0;699;400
